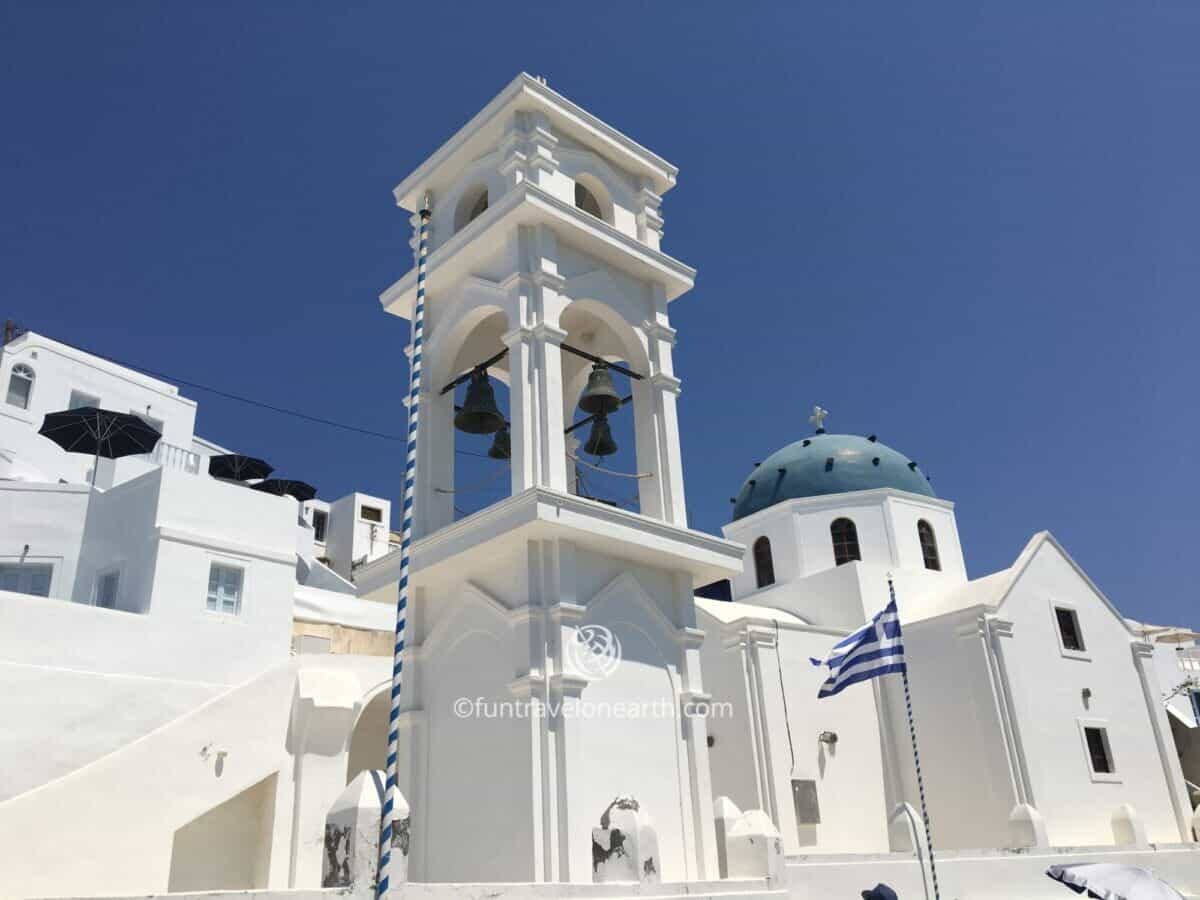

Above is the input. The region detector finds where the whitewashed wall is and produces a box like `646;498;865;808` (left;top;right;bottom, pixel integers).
1000;540;1187;845
698;601;892;856
0;332;198;485
0;480;89;600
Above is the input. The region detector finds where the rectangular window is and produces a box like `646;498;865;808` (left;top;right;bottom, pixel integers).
1084;726;1114;774
68;390;101;410
0;563;53;597
1055;607;1085;652
206;563;244;615
360;505;383;523
6;369;33;409
95;570;120;609
312;509;328;543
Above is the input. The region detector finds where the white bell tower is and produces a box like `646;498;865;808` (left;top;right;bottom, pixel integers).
376;74;742;886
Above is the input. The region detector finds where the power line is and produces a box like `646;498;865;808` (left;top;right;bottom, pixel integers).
28;331;497;457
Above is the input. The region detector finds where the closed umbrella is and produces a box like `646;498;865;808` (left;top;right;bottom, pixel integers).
38;407;161;486
1047;863;1185;899
208;453;274;482
251;478;317;502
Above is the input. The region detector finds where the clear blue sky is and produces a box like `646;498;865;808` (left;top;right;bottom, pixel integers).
3;3;1197;626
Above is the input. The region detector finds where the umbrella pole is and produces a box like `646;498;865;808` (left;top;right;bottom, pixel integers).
91;446;100;488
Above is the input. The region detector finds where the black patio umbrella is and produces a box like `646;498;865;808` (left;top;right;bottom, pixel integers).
251;478;317;502
38;406;162;487
208;453;274;482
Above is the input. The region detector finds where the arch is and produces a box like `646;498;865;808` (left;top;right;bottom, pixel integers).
453;184;489;232
574;176;607;221
917;519;941;571
830;517;861;566
753;536;775;588
345;686;389;785
6;363;34;409
555;147;632;220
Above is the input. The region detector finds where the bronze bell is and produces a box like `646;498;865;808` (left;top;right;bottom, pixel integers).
583;414;618;457
487;426;511;460
578;363;621;415
454;371;505;435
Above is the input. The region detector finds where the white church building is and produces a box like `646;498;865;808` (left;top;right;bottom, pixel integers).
1;73;1199;900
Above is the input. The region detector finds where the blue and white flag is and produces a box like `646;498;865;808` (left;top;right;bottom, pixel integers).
810;599;905;698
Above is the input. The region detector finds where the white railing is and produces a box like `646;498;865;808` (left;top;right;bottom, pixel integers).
1178;648;1200;674
149;441;202;475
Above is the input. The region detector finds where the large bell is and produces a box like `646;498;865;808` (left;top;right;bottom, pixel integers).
454;371;505;435
487;426;511;460
582;414;618;457
578;363;621;416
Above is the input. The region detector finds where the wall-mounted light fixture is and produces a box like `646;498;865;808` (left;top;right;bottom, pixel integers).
818;731;838;746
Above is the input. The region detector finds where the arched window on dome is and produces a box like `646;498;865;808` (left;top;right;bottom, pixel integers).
917;519;941;571
6;363;34;410
830;518;860;566
575;181;603;219
753;536;775;589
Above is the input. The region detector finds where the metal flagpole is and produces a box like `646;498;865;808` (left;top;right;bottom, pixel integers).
889;578;941;900
377;196;432;898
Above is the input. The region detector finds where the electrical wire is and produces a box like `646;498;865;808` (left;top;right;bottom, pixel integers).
29;331;499;457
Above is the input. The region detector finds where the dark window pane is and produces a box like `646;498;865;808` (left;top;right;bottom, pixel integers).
831;518;860;566
1084;727;1112;773
1056;608;1085;652
918;520;941;571
753;537;775;588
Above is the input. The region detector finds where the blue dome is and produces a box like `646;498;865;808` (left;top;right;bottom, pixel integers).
732;433;934;520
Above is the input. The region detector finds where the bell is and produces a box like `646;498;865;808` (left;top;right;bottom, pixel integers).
454;371;505;435
578;363;621;415
583;414;618;457
487;426;511;460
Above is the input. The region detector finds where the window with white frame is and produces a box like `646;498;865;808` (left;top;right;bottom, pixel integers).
68;389;101;410
1055;606;1086;653
6;364;34;409
1082;725;1115;775
360;505;383;523
94;569;120;609
0;562;52;597
206;563;244;615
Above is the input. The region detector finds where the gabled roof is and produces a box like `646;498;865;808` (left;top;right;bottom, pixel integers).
909;531;1139;636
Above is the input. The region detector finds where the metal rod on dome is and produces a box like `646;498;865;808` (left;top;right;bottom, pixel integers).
378;193;432;898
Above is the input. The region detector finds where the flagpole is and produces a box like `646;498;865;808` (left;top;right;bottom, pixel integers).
890;578;941;900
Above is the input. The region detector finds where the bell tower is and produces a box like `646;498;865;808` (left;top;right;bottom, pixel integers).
377;74;742;885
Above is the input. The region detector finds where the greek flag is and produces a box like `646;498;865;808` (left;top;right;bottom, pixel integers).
810;599;906;698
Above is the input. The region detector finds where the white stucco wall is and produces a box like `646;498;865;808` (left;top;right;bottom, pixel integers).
1000;540;1185;846
698;602;892;856
0;332;198;485
0;480;89;600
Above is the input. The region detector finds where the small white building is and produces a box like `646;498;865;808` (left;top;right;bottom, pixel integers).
0;74;1198;900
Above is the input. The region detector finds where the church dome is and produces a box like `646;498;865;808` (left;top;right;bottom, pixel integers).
732;432;935;520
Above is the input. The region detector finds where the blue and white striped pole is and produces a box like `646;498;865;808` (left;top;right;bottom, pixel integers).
378;197;431;898
891;578;941;900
